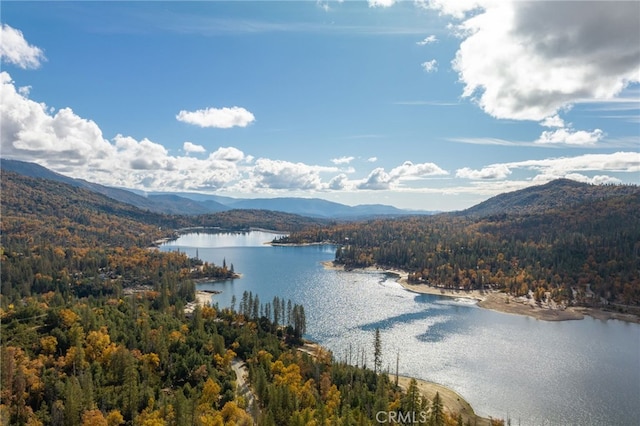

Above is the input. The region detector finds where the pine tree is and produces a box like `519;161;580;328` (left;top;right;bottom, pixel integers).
373;328;382;374
122;355;140;421
273;296;280;327
402;378;420;418
430;391;444;426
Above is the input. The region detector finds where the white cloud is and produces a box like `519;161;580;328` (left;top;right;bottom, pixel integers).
0;24;46;69
114;135;173;170
183;141;206;153
416;35;438;45
456;164;511;180
250;158;338;191
328;173;349;190
18;85;32;96
421;59;438;73
452;152;639;194
209;146;245;162
358;161;448;190
505;151;640;179
536;127;604;146
584;93;640;123
1;72;114;167
389;160;448;180
452;152;639;198
331;156;355;165
563;173;622;186
176;106;255;128
368;0;396;8
540;115;565;128
367;157;378;162
439;1;640;121
419;0;485;20
449;137;531;146
358;167;392;190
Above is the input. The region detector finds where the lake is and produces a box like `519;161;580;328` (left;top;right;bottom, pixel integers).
160;230;640;425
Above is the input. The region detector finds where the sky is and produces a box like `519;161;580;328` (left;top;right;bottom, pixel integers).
1;0;639;211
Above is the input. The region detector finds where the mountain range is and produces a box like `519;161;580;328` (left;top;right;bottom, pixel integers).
2;158;638;220
0;159;431;219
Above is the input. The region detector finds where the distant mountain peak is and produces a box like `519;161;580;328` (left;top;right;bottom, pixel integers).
461;178;637;217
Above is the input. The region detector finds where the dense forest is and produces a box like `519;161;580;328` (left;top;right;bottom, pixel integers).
278;184;640;310
1;170;504;425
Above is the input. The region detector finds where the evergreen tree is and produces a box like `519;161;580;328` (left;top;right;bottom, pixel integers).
430;392;444;426
373;328;382;374
273;296;281;327
63;376;83;426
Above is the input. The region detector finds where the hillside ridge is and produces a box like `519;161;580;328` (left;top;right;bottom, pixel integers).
460;178;638;217
0;159;432;218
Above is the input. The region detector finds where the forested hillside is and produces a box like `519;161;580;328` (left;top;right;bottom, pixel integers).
0;171;328;302
1;170;500;425
191;209;331;233
1;171;224;303
460;179;639;217
280;182;640;308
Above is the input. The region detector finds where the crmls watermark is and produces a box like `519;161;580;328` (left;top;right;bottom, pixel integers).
375;410;429;424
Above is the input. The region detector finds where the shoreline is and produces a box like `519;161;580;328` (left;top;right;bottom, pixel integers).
298;340;493;425
269;241;333;247
395;376;493;426
193;273;241;283
195;290;214;307
184;290;216;316
152;226;289;248
321;261;640;323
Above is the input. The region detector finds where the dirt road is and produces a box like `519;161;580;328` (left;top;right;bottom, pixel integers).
231;358;259;421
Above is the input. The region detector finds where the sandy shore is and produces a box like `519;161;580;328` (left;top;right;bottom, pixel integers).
195;290;217;307
298;339;493;424
402;279;640;322
476;292;586;321
400;281;487;302
322;261;484;302
183;290;216;316
395;376;493;426
321;261;640;323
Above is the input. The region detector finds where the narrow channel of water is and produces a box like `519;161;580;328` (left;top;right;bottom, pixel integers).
161;231;640;425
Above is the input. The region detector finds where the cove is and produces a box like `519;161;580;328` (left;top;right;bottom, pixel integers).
160;231;640;425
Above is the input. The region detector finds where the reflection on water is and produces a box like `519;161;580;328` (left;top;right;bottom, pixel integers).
161;232;640;426
164;230;287;249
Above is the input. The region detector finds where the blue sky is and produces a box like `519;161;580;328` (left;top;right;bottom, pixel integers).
1;1;639;211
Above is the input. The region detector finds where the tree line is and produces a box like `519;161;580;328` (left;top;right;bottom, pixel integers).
234;292;307;343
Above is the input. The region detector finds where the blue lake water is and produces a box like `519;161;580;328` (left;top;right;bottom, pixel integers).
161;231;640;425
